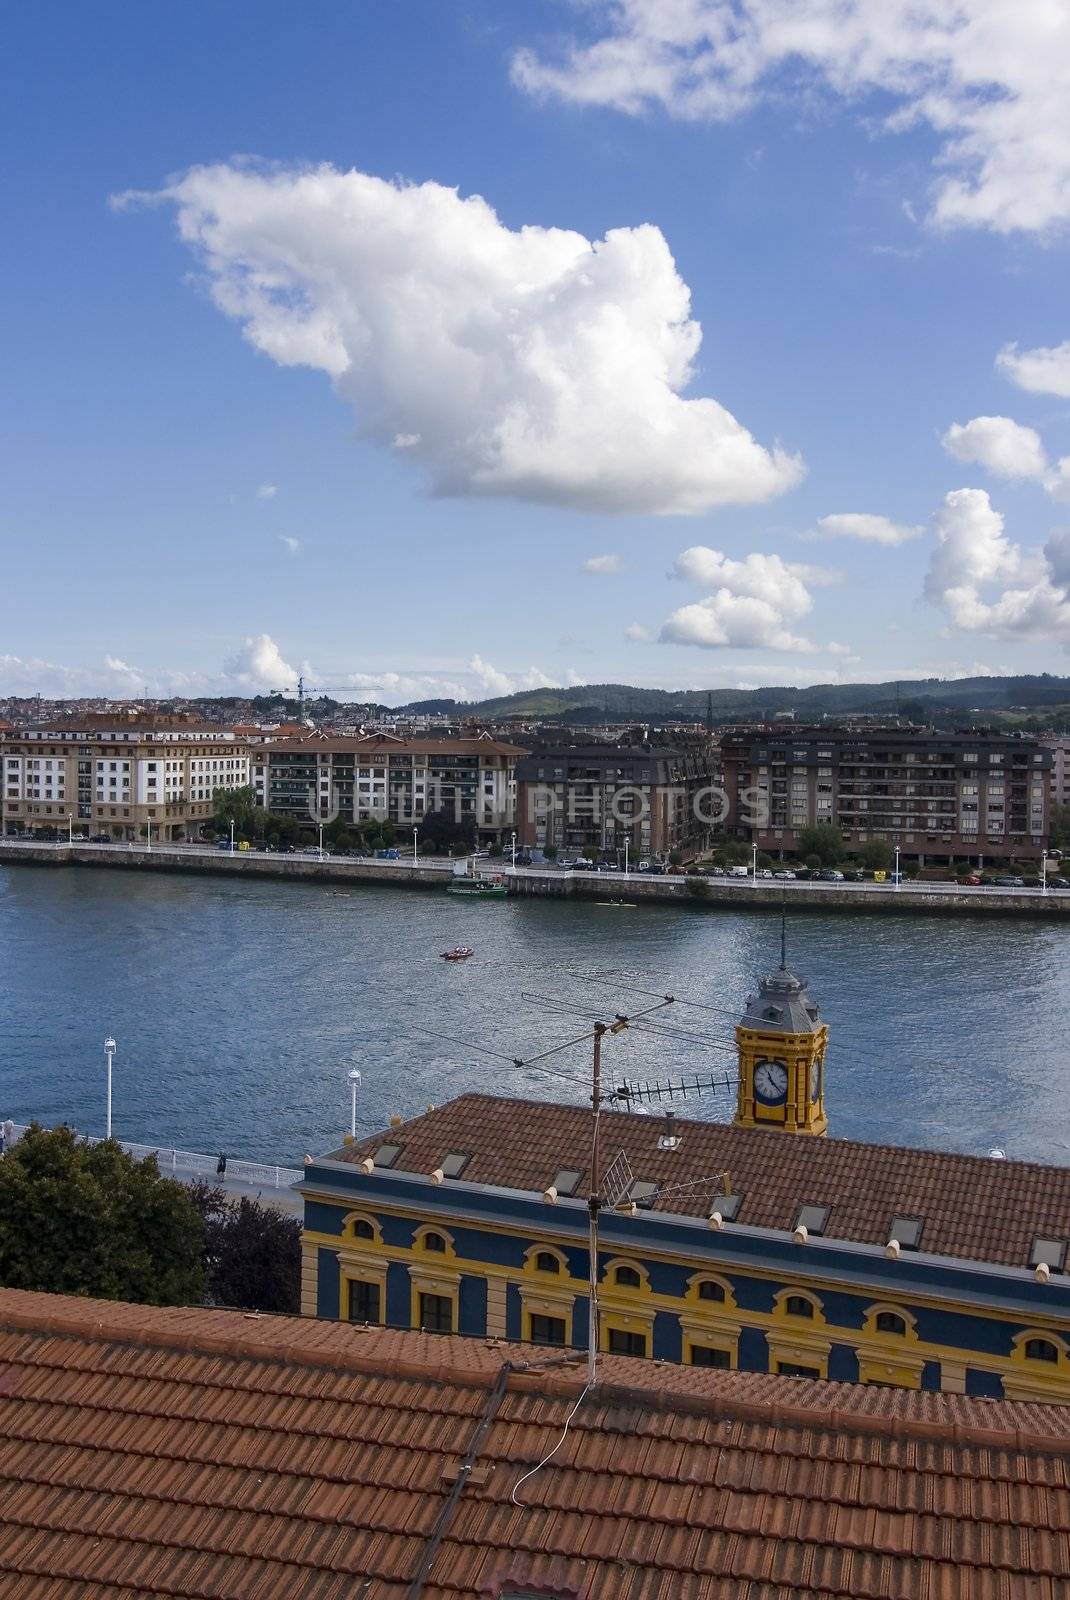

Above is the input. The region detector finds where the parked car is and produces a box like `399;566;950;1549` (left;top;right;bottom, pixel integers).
727;865;749;878
773;870;796;880
818;869;845;881
708;865;726;877
1050;876;1069;888
90;832;112;843
995;875;1025;887
376;848;400;859
514;851;533;866
961;873;983;885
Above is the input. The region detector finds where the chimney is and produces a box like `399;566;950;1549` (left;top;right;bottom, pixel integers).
658;1111;680;1151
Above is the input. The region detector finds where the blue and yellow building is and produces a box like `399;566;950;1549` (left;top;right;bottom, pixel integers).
299;953;1070;1399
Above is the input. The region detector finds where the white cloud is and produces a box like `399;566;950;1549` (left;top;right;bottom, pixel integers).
997;340;1070;398
817;512;922;547
660;544;831;651
624;622;652;641
123;162;803;516
924;487;1070;643
223;634;298;691
942;415;1070;501
942;416;1049;481
513;1;1070;234
583;553;622;573
256;483;278;499
278;535;302;555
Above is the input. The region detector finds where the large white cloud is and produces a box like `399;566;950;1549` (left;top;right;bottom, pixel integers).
924;487;1070;642
660;545;839;651
222;634;298;692
123;163;803;516
942;415;1070;502
817;512;922;547
997;340;1070;398
514;1;1070;234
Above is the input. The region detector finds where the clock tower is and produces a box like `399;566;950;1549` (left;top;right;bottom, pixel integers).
734;929;828;1136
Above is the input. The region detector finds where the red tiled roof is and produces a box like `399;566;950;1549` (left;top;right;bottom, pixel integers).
1;1288;1069;1599
262;735;525;756
340;1093;1070;1269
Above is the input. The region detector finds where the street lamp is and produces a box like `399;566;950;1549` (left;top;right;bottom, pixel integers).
146;818;151;852
1041;853;1049;894
894;844;901;889
104;1037;116;1139
624;836;629;876
511;830;517;868
318;821;324;861
751;841;758;884
229;818;235;854
348;1067;362;1139
412;825;419;865
67;813;73;845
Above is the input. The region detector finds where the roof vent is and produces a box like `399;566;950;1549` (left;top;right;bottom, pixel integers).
657;1112;680;1152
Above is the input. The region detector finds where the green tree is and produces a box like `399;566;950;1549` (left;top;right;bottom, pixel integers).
419;806;476;852
1050;803;1070;853
211;785;267;841
858;840;894;873
796;825;846;866
0;1124;204;1305
189;1185;301;1313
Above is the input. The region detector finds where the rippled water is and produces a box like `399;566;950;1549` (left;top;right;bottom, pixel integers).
2;864;1068;1168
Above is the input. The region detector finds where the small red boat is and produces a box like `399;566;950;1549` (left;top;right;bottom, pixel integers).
441;946;475;961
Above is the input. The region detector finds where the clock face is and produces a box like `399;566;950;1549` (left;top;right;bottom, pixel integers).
753;1059;788;1105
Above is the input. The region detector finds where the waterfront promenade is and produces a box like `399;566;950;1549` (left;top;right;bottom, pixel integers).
2;836;1068;916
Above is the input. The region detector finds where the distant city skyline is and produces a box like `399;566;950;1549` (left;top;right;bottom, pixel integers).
4;2;1070;705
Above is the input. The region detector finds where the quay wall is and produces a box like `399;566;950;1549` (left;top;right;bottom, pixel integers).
1;841;1068;917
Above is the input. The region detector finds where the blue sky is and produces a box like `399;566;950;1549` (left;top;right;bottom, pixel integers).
3;1;1070;703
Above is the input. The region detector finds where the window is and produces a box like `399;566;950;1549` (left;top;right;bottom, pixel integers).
422;1231;447;1253
614;1265;641;1288
697;1279;726;1303
529;1314;566;1346
418;1292;453;1333
628;1180;659;1209
715;1192;744;1222
888;1215;924;1251
690;1345;730;1368
372;1142;401;1168
534;1251;561;1274
439;1151;471;1179
793;1204;830;1237
351;1218;375;1241
348;1280;380;1323
875;1311;907;1336
777;1362;821;1378
1025;1338;1059;1363
1029;1237;1067;1273
608;1327;647;1358
551;1167;583;1197
784;1295;815;1319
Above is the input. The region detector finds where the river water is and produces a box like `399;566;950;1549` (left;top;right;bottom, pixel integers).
2;864;1067;1168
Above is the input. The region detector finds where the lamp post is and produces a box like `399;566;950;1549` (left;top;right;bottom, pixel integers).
751;841;758;885
318;821;324;861
104;1037;116;1139
412;825;419;866
348;1067;361;1139
67;813;73;844
229;819;235;854
510;830;517;868
624;837;629;876
146;818;151;852
1042;853;1048;894
894;844;901;889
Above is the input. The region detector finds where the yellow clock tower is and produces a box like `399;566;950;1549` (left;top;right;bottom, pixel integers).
735;926;828;1136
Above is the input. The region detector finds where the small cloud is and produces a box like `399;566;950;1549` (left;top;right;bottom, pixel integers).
393;432;421;449
817;513;923;547
624;623;651;642
278;535;302;555
996;340;1070;399
582;553;622;574
257;483;278;499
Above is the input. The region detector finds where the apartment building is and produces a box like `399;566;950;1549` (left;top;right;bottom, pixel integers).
250;733;523;839
1;713;250;841
514;743;720;861
1041;734;1070;813
720;726;1051;864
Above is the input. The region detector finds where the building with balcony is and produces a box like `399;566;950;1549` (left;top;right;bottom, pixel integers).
720;726;1051;865
514;743;719;862
250;733;523;840
0;713;250;841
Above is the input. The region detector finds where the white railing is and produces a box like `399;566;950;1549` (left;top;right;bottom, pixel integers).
4;1123;301;1189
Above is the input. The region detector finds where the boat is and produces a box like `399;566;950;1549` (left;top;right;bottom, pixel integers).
441;946;475;960
446;869;508;900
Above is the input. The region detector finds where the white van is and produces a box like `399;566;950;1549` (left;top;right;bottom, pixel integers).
728;865;750;877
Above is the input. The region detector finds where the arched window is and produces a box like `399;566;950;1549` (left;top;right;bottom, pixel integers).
535;1251;561;1274
697;1279;726;1303
423;1231;447;1253
614;1265;642;1288
353;1218;375;1241
1025;1338;1060;1363
875;1311;907;1336
784;1294;815;1319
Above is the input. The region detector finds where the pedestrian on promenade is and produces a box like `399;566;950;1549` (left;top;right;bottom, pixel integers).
216;1152;227;1177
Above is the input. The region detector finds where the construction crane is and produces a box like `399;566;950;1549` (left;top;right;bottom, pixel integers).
270;674;382;722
